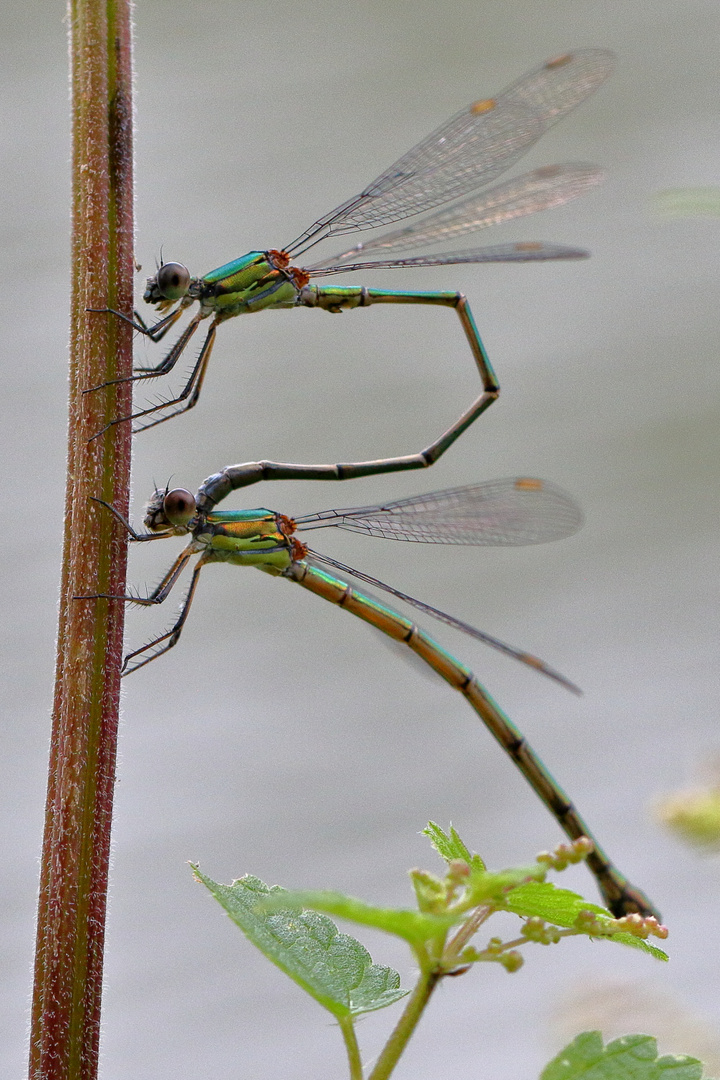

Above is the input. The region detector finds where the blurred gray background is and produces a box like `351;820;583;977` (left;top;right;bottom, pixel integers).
3;1;720;1077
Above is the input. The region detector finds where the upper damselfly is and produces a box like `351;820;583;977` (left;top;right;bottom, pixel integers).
79;460;657;919
90;48;614;459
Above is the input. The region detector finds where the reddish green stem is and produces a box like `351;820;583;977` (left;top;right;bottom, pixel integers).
29;1;134;1077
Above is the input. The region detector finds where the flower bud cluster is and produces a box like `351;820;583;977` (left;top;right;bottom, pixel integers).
521;916;563;945
536;836;593;871
574;909;669;940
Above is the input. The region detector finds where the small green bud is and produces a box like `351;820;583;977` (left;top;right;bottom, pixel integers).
499;950;523;972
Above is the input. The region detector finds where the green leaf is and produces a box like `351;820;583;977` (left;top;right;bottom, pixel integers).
257;889;460;944
541;1031;706;1080
423;821;485;870
194;869;408;1018
506;883;668;960
507;881;609;923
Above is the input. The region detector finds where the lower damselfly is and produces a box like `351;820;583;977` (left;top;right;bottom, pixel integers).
79;463;657;919
89;49;613;455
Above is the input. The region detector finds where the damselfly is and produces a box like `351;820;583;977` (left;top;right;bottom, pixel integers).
90;48;614;457
81;463;657;918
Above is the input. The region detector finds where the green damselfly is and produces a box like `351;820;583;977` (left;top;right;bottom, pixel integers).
91;48;613;457
81;462;656;919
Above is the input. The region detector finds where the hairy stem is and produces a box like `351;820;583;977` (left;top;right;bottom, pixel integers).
29;1;134;1077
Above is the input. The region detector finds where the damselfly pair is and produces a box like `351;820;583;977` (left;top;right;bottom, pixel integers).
84;50;659;918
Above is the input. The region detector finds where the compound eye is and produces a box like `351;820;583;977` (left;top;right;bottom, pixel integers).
155;261;190;300
163;488;196;526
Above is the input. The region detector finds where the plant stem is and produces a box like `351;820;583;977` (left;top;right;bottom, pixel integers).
28;1;134;1077
367;964;442;1080
339;1015;363;1080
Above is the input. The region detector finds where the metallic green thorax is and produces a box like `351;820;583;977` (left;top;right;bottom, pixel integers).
197;508;296;572
198;251;300;319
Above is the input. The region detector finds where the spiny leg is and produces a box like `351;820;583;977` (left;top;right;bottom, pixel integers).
84;303;188;396
90;320;217;440
130;321;218;433
75;545;202;672
121;559;205;674
76;544;195;606
132;309;203;372
85;309;201;399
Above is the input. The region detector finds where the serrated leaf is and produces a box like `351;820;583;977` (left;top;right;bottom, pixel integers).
506;883;668;961
194;869;408;1018
258;889;459;943
423;821;485;870
541;1031;706;1080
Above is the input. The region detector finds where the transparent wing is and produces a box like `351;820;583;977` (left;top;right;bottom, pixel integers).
286;49;614;255
304;241;588;277
304;164;602;271
295;478;583;545
304;548;580;693
496;48;614;125
287;100;541;253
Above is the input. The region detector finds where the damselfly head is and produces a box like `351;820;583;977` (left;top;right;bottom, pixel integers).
143;487;197;533
144;261;191;306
